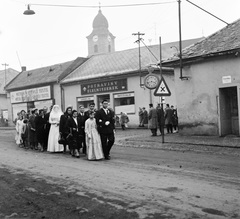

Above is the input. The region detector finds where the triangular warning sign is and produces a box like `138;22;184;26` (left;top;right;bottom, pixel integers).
154;76;171;96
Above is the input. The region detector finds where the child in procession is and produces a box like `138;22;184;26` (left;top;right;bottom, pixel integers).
85;111;104;161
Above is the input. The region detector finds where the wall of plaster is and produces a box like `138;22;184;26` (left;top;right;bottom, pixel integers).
174;56;240;135
53;84;62;107
62;84;81;111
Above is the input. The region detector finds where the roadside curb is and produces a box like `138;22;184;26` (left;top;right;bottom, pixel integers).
0;127;15;130
116;133;240;149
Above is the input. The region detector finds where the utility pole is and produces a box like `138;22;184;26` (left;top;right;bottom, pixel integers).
159;36;164;143
2;63;9;86
177;0;183;80
132;32;145;87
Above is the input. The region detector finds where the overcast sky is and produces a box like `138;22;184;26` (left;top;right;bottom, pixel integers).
0;0;239;72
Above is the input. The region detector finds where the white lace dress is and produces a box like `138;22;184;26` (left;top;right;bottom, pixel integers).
47;114;63;152
85;118;104;160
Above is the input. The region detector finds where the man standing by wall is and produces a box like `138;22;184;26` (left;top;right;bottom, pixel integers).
148;103;158;136
95;99;115;160
165;104;173;134
157;104;165;135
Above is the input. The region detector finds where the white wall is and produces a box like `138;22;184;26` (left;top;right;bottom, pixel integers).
175;57;240;135
62;84;81;111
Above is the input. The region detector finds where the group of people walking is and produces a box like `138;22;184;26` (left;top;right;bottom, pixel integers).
147;103;178;136
14;100;115;161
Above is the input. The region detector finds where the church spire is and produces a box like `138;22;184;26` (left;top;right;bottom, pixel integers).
86;9;115;56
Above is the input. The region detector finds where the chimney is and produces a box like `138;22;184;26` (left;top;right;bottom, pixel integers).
21;66;26;72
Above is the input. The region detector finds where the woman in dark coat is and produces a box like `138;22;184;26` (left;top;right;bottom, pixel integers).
59;106;72;153
28;108;38;150
35;109;46;151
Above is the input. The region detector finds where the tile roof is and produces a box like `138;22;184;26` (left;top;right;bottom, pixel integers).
58;57;88;82
0;68;19;94
61;38;201;84
5;60;74;91
164;18;240;64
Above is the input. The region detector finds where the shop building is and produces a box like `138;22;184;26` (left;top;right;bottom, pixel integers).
163;18;240;136
5;58;87;124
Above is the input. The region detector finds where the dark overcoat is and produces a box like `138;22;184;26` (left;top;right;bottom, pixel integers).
148;108;158;129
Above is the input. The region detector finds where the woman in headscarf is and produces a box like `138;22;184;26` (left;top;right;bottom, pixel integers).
47;105;64;152
59;106;72;153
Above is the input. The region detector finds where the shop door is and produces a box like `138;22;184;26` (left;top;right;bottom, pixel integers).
219;86;239;136
97;94;110;110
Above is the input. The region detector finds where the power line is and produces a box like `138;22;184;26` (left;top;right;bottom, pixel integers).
140;39;159;61
185;0;229;25
28;1;175;8
132;32;145;87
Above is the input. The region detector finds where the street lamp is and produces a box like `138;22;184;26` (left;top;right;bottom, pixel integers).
23;5;35;15
170;46;179;57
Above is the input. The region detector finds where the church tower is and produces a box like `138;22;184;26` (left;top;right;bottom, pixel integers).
87;9;115;56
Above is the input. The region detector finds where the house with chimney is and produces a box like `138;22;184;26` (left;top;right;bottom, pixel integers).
163;18;240;136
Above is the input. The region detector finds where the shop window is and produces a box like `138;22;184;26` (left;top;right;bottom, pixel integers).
97;94;110;110
115;97;134;106
35;100;54;112
77;96;94;111
114;92;135;114
12;103;27;120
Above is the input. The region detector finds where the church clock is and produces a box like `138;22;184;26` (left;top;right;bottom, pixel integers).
92;35;98;42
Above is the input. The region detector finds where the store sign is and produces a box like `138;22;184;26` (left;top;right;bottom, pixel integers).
81;79;127;95
222;76;231;84
10;86;51;103
77;96;94;102
114;93;134;98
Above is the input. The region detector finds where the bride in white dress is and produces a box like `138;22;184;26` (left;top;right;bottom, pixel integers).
47;105;64;152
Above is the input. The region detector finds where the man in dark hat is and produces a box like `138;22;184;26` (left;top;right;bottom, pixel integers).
28;108;38;149
148;103;158;136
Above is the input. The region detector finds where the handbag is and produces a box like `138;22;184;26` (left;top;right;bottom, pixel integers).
66;128;73;141
58;133;66;145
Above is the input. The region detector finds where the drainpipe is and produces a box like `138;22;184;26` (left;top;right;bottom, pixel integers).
60;85;65;111
178;0;183;80
178;0;189;80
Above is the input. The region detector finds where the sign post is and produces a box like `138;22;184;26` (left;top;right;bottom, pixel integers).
153;76;171;97
153;75;171;144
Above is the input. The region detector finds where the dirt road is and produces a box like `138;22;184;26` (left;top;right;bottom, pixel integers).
0;129;239;219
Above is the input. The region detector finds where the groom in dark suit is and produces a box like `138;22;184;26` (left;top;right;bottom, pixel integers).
95;99;115;160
